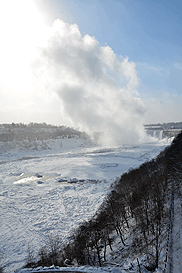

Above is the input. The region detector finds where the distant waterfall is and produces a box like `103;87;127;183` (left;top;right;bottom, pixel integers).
154;130;164;140
159;130;163;140
146;130;164;140
153;130;157;138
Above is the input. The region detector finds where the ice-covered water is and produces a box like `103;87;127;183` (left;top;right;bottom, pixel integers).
0;138;171;273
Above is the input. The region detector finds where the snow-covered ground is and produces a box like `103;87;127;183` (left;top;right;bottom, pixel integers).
172;198;182;273
0;137;172;273
17;265;128;273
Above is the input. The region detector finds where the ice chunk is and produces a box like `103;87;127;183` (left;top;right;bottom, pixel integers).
69;178;79;183
56;177;68;182
35;173;43;178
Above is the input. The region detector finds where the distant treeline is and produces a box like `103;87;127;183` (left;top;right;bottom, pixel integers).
144;121;182;129
0;122;89;142
0;122;64;129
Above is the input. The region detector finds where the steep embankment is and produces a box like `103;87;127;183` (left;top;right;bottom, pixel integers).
68;132;181;271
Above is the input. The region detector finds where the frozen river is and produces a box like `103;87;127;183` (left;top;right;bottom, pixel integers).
0;138;171;273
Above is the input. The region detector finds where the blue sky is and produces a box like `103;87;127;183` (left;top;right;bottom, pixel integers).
33;0;182;123
0;0;182;126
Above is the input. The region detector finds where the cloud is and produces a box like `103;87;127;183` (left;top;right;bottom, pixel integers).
137;62;161;73
174;62;182;70
32;19;146;145
144;94;182;124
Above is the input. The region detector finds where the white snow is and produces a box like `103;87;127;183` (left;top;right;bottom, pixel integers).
172;198;182;273
17;265;123;273
0;137;172;273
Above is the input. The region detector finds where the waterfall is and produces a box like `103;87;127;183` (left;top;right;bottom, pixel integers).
146;130;164;140
159;130;163;140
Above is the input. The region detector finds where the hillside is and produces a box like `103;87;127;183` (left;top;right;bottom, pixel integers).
0;123;89;142
0;123;92;158
23;132;182;272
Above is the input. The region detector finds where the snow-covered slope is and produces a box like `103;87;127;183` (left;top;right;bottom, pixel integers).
0;136;172;273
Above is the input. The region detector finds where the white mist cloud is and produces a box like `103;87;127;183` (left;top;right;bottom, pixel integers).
32;19;146;145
